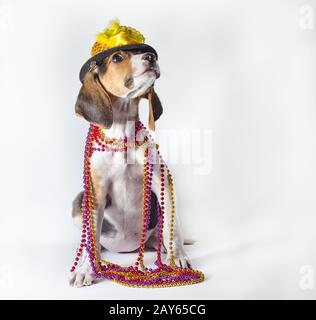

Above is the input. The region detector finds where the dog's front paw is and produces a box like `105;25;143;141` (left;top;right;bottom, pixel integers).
68;259;97;288
167;253;191;269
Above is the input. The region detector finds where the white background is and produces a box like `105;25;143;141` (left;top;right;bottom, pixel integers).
0;0;316;299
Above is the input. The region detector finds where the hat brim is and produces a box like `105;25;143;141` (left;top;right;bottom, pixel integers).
79;43;158;83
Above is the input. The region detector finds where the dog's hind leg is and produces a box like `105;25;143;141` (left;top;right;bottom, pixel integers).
145;193;167;253
71;191;84;228
145;226;167;253
72;191;109;251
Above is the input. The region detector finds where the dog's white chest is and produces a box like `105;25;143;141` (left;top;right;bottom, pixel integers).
90;146;145;180
90;146;152;252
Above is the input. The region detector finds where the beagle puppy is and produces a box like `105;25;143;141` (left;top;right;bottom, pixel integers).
69;48;190;287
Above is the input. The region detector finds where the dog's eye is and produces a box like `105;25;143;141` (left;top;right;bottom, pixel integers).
112;53;124;63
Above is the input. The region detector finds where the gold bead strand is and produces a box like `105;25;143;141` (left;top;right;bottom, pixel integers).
167;168;176;268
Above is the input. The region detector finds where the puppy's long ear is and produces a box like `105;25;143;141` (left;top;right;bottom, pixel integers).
148;87;163;121
144;87;163;130
75;67;113;128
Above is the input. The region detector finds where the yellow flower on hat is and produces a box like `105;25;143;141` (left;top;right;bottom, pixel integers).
91;19;145;56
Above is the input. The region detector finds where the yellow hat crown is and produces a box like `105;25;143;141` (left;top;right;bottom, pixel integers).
91;19;145;56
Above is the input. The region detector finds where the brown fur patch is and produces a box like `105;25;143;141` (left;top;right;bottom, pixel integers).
101;51;134;97
90;168;107;208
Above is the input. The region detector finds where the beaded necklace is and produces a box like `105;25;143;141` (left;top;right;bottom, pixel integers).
70;121;205;288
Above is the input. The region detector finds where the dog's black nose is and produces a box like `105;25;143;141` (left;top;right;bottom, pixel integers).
142;52;156;64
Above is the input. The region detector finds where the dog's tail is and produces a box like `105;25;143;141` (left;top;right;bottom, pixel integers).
184;239;196;245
